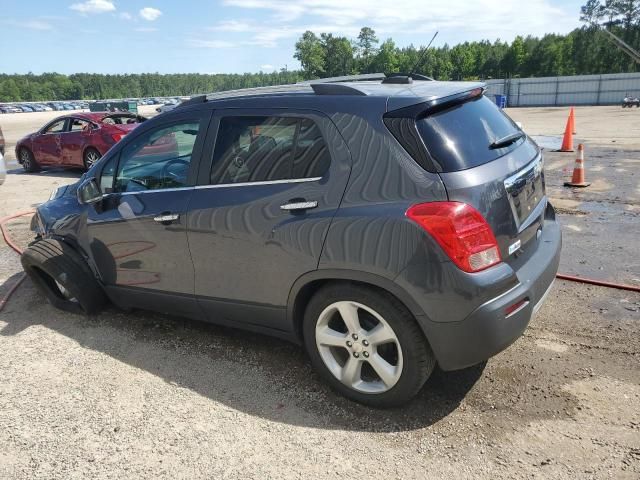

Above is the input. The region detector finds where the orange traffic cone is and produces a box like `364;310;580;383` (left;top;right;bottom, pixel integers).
557;109;574;152
564;144;590;188
569;107;576;134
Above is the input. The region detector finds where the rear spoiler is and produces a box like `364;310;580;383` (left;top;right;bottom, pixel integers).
385;87;486;119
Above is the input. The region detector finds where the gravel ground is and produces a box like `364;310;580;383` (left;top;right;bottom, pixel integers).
0;106;639;479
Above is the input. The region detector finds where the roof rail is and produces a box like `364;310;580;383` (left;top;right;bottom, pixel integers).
382;73;434;84
311;83;368;96
303;73;387;84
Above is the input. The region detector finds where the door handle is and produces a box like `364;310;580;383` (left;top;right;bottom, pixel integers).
280;201;318;211
153;213;180;223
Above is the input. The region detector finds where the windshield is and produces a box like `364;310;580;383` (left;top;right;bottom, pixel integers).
416;95;523;172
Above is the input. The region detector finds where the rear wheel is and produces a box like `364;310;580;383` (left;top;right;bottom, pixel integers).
83;148;101;170
20;148;40;173
303;283;435;407
21;239;107;315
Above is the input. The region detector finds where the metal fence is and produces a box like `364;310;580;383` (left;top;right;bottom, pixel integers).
483;72;640;107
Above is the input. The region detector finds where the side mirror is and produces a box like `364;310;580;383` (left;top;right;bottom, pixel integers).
77;177;102;204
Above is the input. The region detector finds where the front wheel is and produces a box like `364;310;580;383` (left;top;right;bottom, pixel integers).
303;283;435;408
21;239;107;315
20;148;40;173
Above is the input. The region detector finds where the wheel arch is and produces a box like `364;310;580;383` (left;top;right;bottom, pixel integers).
287;269;426;343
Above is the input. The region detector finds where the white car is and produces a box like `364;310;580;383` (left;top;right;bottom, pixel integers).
0;152;6;185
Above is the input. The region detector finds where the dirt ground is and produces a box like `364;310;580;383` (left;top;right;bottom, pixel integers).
0;106;638;479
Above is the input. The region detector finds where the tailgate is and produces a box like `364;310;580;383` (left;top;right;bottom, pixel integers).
439;140;546;264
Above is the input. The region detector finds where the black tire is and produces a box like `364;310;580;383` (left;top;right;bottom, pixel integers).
21;239;107;315
19;148;40;173
303;282;435;408
83;147;101;170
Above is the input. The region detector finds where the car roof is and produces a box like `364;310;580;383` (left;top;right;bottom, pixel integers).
57;112;136;122
204;78;485;111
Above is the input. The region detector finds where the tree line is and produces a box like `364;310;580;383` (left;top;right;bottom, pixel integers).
294;1;640;80
0;71;303;103
1;1;638;102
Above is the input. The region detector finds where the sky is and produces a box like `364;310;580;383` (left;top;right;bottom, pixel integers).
0;0;586;74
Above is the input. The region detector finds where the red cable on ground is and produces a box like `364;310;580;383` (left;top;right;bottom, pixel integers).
556;273;640;293
0;210;35;312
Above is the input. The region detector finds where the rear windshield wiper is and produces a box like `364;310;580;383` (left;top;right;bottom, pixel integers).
489;131;524;149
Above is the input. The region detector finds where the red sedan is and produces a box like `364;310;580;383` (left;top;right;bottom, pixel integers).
15;112;147;172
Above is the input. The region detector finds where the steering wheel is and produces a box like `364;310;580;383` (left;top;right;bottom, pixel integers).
161;157;190;187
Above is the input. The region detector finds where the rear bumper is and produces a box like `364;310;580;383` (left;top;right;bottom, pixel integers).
417;208;562;371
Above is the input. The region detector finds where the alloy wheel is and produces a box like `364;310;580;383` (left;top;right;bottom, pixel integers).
85;150;100;168
315;301;403;394
20;150;31;169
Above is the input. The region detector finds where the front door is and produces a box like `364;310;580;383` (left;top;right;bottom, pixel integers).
86;112;210;318
187;110;351;331
33;118;67;165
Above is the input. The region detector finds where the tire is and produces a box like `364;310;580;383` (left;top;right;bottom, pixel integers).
303;282;435;408
19;148;40;173
21;239;107;315
83;147;101;170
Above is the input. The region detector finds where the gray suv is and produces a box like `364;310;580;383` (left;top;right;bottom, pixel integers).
22;74;561;407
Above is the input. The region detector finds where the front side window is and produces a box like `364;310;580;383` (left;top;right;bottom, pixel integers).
210;116;331;185
113;120;201;193
45;120;66;134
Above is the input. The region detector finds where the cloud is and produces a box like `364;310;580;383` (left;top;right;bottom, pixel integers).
2;18;54;30
119;12;133;21
24;20;54;31
188;39;236;48
70;0;116;14
260;64;275;70
140;7;162;21
209;20;252;32
221;0;579;42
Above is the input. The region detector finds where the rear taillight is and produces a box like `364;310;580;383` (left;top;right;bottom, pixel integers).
111;133;126;142
406;202;502;273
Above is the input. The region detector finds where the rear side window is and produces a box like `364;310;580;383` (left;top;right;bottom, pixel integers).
416;95;522;171
210;116;331;185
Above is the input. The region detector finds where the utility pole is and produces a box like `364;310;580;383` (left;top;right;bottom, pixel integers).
591;22;640;64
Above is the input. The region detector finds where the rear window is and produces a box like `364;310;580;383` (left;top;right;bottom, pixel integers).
416;95;522;172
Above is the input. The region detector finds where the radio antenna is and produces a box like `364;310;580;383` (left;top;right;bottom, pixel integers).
409;31;439;76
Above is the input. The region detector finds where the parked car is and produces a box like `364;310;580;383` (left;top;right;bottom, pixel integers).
1;104;22;113
15;112;147;172
21;75;561;407
19;104;34;112
156;102;178;113
622;95;640;108
30;104;46;112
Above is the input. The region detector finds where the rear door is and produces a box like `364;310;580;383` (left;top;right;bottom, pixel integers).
33;118;67;165
86;111;210;318
61;117;90;166
187;109;351;331
414;94;545;264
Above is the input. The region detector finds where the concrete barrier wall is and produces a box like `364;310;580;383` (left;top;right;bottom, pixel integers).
484;72;640;107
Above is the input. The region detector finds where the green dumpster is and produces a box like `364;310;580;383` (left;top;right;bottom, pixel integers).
89;101;138;113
